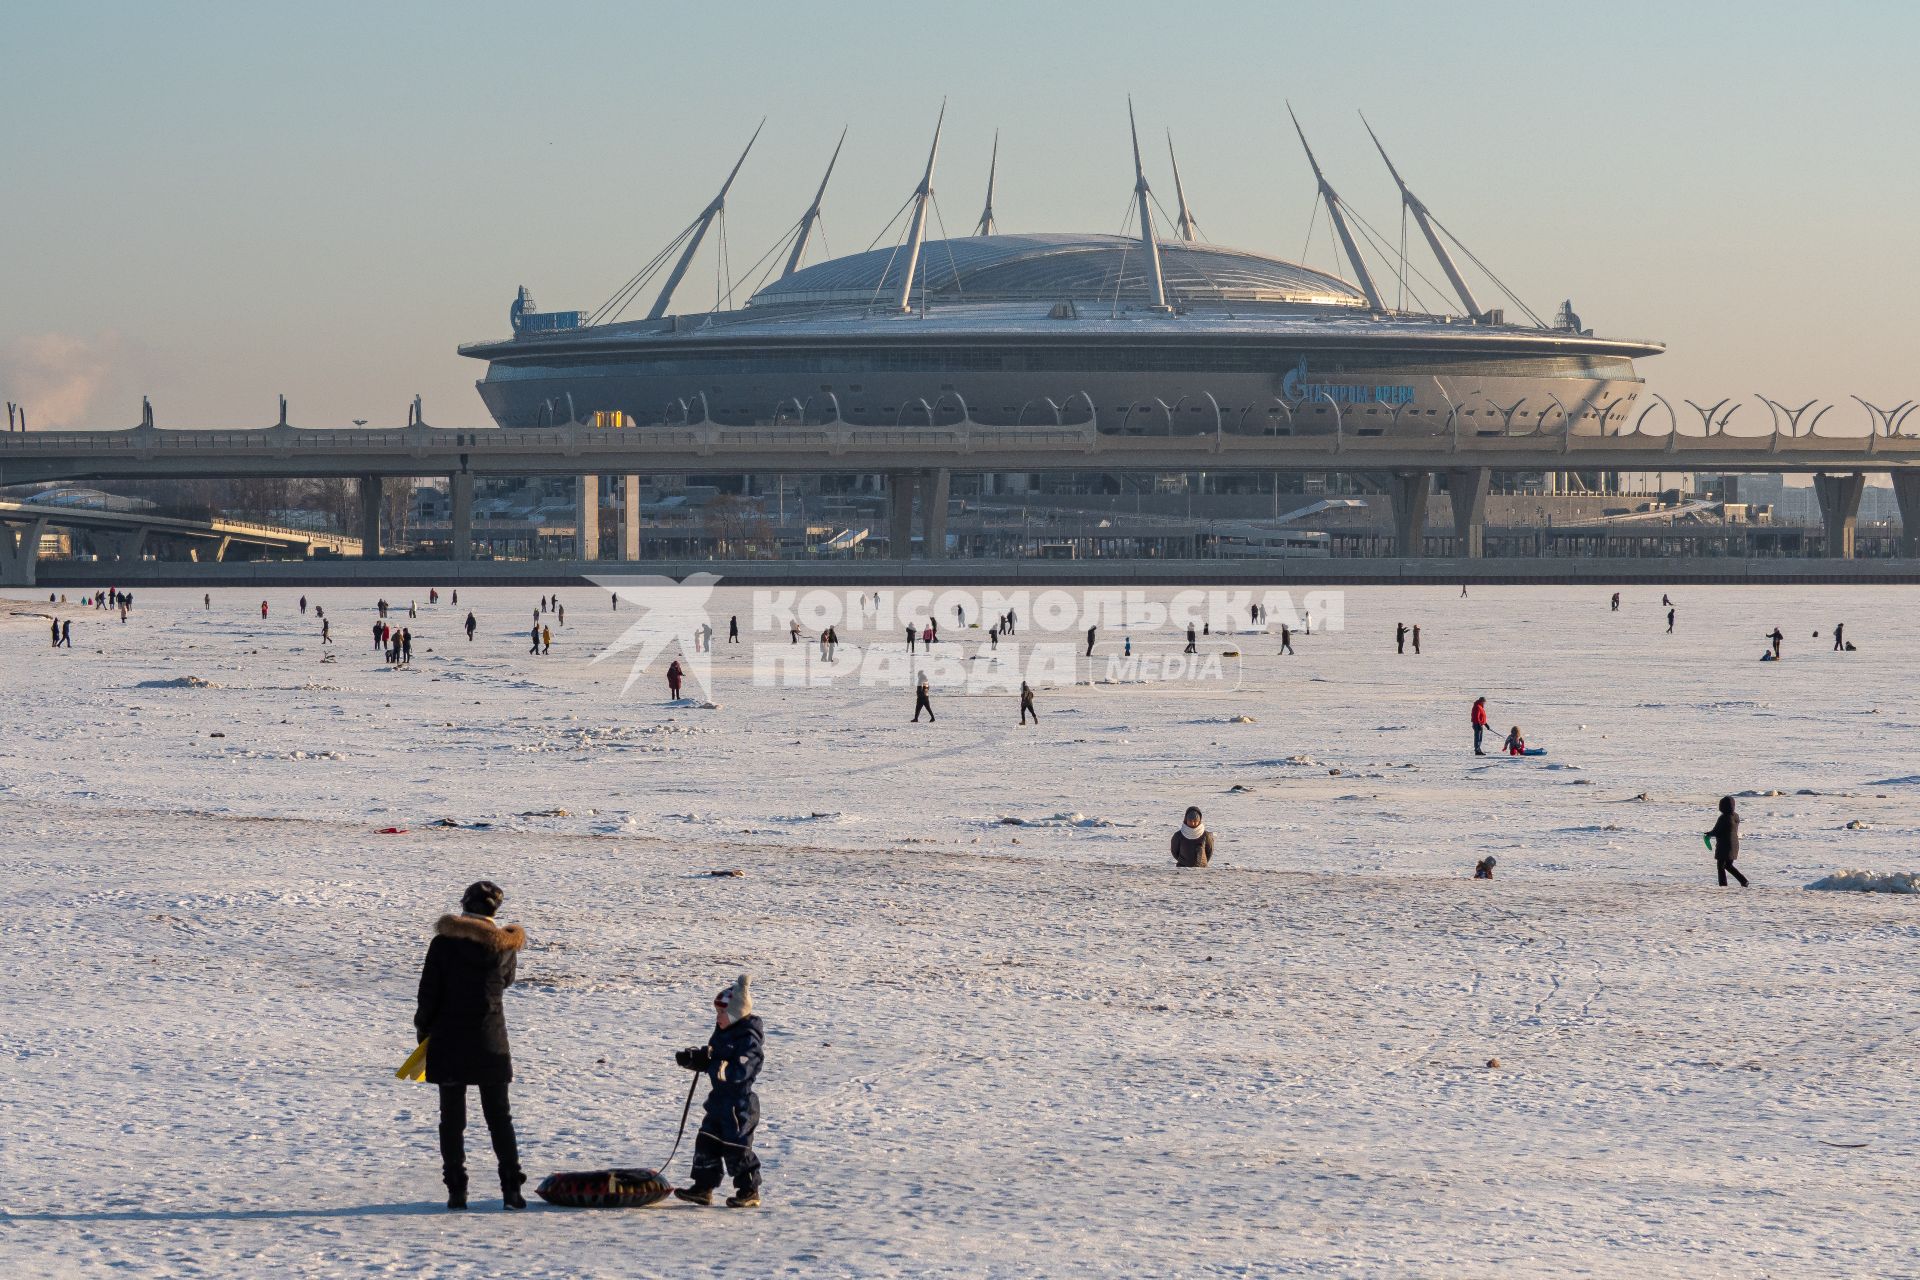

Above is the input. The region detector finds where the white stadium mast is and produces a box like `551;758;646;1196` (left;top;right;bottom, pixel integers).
1360;114;1482;321
1167;131;1199;243
648;120;764;320
1287;104;1385;312
1128;99;1169;310
783;127;847;279
974;131;999;237
893;103;946;313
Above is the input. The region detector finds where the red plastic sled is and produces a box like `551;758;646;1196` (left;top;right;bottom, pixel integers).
535;1167;672;1208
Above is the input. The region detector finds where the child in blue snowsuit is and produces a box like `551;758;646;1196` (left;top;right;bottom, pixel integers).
673;974;764;1208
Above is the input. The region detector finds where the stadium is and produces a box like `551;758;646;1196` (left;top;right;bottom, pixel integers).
460;112;1664;446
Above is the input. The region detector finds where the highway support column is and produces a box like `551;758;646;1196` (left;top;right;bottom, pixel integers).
888;471;916;561
358;476;383;559
1388;470;1432;557
450;472;473;562
577;474;600;561
1891;472;1920;559
1812;471;1865;559
619;475;641;560
0;518;46;588
1446;467;1490;558
922;468;951;560
100;527;148;563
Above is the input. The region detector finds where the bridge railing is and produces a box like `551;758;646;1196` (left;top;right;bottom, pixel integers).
6;419;1920;465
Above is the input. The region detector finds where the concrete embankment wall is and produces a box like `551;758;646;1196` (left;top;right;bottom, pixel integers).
31;557;1920;589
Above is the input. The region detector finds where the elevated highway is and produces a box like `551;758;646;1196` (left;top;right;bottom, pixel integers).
4;419;1918;583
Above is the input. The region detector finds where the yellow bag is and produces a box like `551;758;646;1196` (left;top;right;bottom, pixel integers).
396;1038;428;1082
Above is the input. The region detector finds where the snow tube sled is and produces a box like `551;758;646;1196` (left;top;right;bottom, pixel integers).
535;1167;672;1208
1521;747;1547;756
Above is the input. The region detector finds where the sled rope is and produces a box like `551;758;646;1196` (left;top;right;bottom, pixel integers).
655;1071;702;1174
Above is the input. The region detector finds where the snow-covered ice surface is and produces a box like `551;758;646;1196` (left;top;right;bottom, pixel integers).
2;585;1917;1277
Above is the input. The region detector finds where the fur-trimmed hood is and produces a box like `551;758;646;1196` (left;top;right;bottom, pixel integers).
435;913;526;952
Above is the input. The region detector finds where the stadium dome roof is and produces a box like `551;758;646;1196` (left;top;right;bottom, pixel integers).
748;233;1369;309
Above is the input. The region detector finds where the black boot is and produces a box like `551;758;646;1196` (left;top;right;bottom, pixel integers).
447;1180;468;1211
501;1170;527;1210
673;1186;713;1206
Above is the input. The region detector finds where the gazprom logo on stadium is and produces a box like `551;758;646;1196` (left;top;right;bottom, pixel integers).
1281;358;1416;407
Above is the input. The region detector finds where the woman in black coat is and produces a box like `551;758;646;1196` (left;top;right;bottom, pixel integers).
1707;796;1749;887
415;880;527;1210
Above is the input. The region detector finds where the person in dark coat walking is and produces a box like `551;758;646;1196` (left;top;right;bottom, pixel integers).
1171;806;1214;867
1085;625;1097;658
414;880;527;1210
912;671;934;722
465;611;477;642
1019;681;1037;725
1765;627;1783;659
1279;623;1293;655
729;615;739;643
1396;622;1407;654
1707;796;1748;887
1184;623;1197;655
1833;622;1845;652
674;975;764;1208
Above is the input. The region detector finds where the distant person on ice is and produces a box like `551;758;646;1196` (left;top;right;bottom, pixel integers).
1474;856;1496;879
1396;622;1407;654
465;611;477;642
414;880;527;1211
1412;624;1421;655
1471;696;1489;755
1503;725;1527;756
667;659;684;699
1171;806;1213;867
1833;622;1845;652
1020;681;1037;725
1667;607;1675;634
1765;627;1784;660
912;671;934;722
673;975;764;1209
1707;796;1749;887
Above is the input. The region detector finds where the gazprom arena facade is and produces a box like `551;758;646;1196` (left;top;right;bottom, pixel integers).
462;232;1660;440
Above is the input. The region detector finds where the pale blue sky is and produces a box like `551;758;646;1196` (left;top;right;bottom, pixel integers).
2;1;1915;431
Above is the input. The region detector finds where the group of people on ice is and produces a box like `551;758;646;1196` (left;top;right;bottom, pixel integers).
415;880;764;1212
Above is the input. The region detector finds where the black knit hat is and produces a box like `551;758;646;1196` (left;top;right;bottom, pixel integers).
461;880;505;916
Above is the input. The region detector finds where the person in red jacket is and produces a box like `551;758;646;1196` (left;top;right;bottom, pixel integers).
1471;696;1489;755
